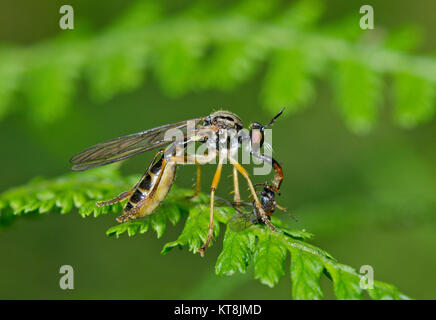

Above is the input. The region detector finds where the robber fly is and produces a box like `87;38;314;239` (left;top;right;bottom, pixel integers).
70;109;285;255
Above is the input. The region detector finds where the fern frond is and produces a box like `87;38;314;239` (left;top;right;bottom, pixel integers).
0;168;410;299
0;166;132;225
1;0;435;133
392;72;435;128
333;60;382;134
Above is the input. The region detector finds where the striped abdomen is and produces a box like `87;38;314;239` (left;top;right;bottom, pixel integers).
117;152;177;222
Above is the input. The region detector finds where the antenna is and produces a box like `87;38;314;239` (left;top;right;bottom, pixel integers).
264;107;285;130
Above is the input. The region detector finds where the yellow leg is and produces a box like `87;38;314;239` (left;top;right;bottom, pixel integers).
229;158;276;231
276;204;287;211
96;190;133;207
168;154;211;165
233;166;241;205
187;164;202;199
198;156;225;257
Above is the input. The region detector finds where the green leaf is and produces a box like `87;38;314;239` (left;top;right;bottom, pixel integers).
111;1;161;30
0;167;411;300
201;41;264;91
215;226;256;276
106;220;150;238
56;192;74;214
0;53;22;120
324;262;363;300
333;60;382;135
153;41;203;97
228;0;280;19
105;200;184;239
0;166;129;221
392;72;435;128
150;211;167;239
253;233;287;287
39;199;55;214
384;26;423;52
161;205;219;254
277;0;324;28
368;281;411;300
22;48;83;124
106;223;128;239
280;227;314;241
0;0;435;133
262;49;314;115
163;202;183;226
87;43;148;101
289;247;324;300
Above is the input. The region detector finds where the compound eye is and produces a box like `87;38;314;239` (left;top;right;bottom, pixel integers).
250;122;263;130
251;127;263;148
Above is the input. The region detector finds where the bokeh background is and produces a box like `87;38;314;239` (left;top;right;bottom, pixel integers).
0;0;435;299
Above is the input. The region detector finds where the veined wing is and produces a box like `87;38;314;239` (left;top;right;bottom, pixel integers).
228;213;256;232
214;196;256;232
70;117;205;171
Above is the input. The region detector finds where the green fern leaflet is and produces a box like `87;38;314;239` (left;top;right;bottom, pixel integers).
0;167;410;300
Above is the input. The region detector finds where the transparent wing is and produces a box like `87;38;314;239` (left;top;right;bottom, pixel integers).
70;117;205;171
213;196;242;209
228;213;255;232
214;195;256;232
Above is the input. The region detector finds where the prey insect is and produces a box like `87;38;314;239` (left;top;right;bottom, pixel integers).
217;182;293;232
70;109;285;256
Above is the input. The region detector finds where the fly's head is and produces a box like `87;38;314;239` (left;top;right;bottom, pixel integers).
249;122;264;148
249;107;285;150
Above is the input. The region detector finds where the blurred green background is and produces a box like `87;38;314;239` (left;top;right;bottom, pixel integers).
0;0;435;299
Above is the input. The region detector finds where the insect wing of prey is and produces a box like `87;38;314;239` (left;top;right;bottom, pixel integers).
214;196;255;232
70;117;205;171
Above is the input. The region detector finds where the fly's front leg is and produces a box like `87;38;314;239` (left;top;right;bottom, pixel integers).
229;158;276;232
251;152;283;190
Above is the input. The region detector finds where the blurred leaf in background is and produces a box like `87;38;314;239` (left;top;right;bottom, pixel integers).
0;0;435;133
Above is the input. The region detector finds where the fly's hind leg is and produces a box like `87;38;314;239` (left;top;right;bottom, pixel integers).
186;164;202;200
167;154;222;256
116;202;141;223
96;190;134;207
